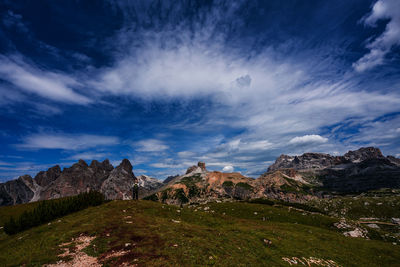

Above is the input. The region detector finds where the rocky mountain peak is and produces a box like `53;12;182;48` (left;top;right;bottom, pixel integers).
90;160;100;168
89;159;114;171
343;147;383;162
268;152;336;172
101;159;113;171
101;159;136;200
118;159;133;172
34;165;61;187
198;162;206;171
77;159;88;167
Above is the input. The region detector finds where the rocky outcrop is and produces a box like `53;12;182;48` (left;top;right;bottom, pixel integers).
100;159;137;200
186;162;207;174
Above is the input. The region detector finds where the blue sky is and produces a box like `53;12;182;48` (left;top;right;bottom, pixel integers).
0;0;400;181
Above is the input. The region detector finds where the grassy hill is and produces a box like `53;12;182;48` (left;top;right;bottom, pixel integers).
0;199;399;266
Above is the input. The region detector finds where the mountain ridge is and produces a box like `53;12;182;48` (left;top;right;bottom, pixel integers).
1;147;400;206
145;147;400;204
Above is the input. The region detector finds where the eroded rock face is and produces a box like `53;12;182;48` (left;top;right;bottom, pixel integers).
0;175;34;206
100;159;137;200
34;165;61;187
40;159;113;200
0;158;163;205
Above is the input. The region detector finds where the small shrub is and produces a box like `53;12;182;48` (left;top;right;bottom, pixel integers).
236;182;253;190
161;189;170;203
188;185;200;198
222;181;234;187
143;194;159;202
248;198;275;206
174;189;189;204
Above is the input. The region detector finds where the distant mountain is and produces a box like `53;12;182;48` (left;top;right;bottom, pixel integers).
267;147;400;193
137;175;164;196
163;175;180;184
0;159;164;206
145;147;400;204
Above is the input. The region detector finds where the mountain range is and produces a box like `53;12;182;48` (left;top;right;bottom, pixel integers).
1;147;399;206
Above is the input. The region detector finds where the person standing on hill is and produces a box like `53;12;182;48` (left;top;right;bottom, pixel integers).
132;181;139;200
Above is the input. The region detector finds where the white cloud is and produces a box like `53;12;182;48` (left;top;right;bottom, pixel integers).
177;151;195;158
135;139;169;152
353;0;400;72
222;165;234;172
17;133;119;150
66;152;109;160
289;135;328;145
0;56;91;104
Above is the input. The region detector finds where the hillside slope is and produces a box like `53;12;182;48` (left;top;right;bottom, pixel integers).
1;200;399;266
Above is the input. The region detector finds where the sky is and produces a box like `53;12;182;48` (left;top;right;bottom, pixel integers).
0;0;400;182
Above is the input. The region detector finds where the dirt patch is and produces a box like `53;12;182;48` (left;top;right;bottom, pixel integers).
45;235;99;267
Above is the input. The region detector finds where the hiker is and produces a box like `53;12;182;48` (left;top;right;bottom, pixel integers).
132;181;139;200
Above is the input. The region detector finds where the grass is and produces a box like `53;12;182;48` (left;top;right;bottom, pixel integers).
309;195;400;220
235;182;253;190
178;175;202;187
0;200;399;266
0;201;40;226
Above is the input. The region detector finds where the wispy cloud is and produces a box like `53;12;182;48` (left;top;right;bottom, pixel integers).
134;139;169;152
66;152;109;160
353;0;400;72
0;56;91;104
16;133;119;150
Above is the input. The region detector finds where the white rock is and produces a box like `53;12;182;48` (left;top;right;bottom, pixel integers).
344;228;366;238
391;218;400;225
366;224;380;229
